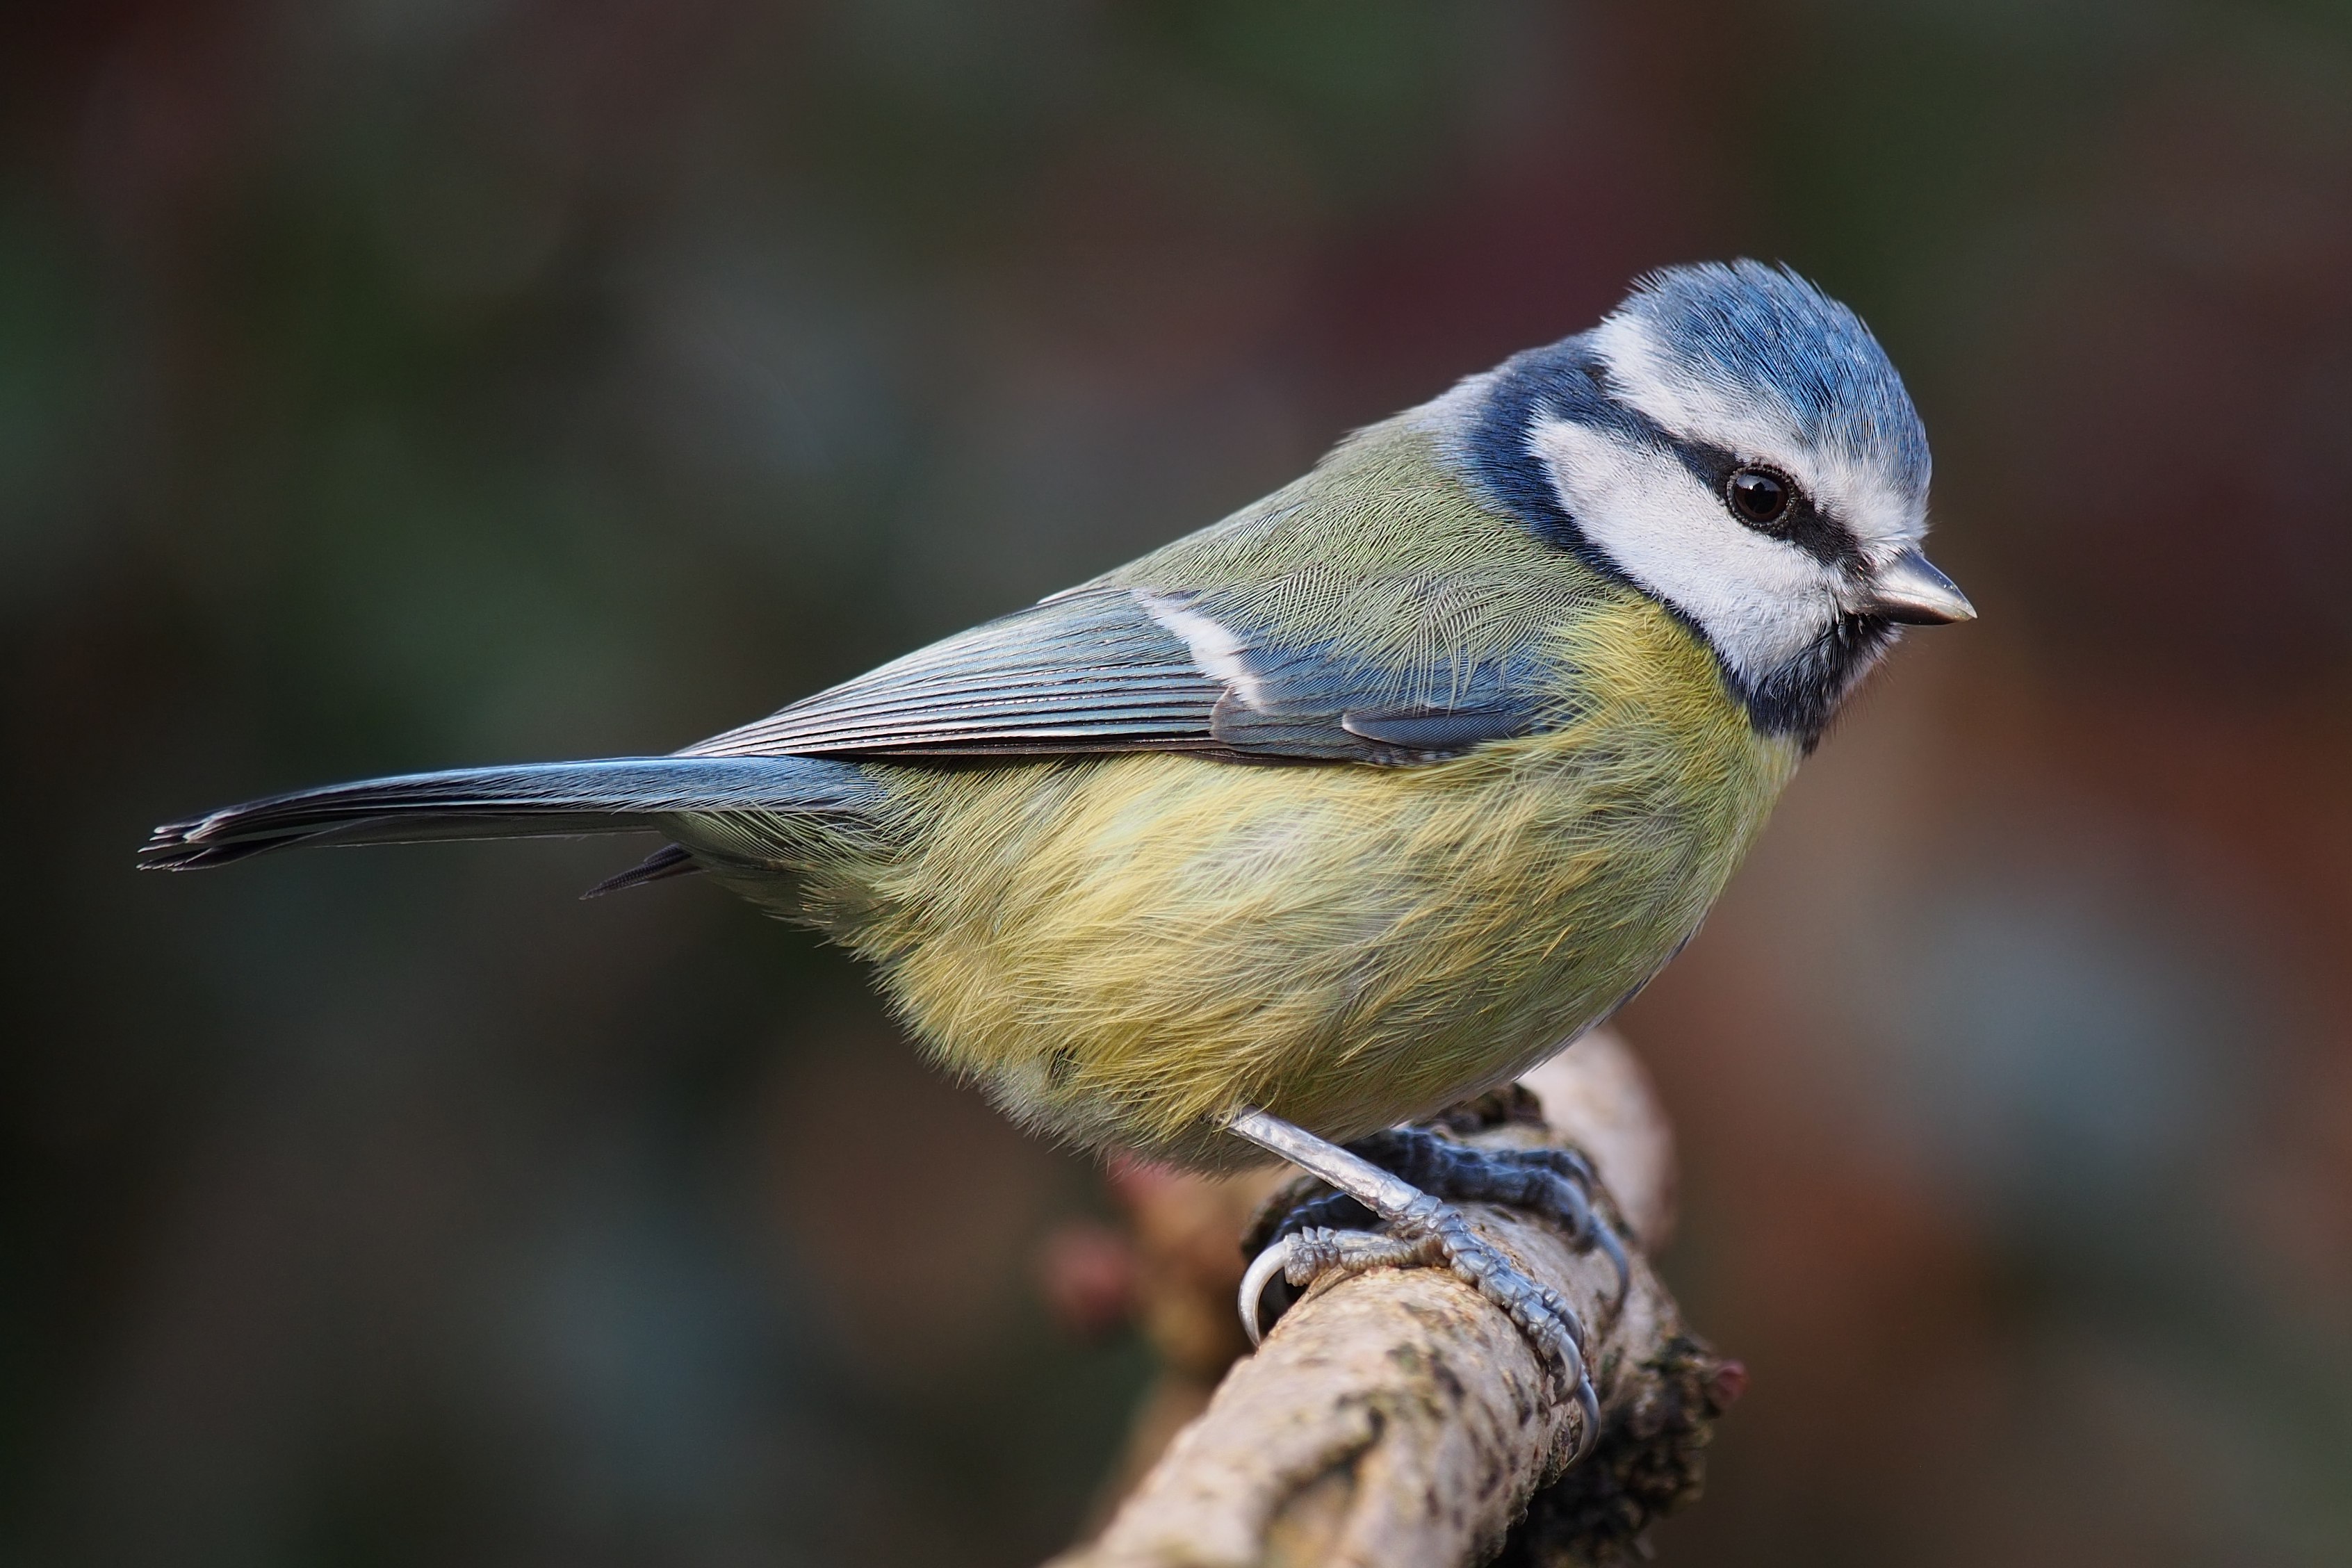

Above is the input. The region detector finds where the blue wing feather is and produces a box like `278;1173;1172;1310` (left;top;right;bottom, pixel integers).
682;584;1556;766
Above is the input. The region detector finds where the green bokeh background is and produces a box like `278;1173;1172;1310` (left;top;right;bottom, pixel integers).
6;3;2350;1563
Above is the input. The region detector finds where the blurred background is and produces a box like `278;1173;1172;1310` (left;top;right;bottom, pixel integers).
4;1;2349;1562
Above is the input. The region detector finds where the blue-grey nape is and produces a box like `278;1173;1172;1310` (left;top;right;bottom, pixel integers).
1457;332;1620;557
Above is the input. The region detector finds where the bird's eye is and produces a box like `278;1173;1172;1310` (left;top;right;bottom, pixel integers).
1725;466;1794;530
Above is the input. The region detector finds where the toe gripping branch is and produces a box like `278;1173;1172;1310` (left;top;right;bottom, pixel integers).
1230;1111;1631;1463
1266;1127;1631;1317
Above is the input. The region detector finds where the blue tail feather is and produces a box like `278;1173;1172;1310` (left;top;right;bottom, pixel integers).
140;756;881;870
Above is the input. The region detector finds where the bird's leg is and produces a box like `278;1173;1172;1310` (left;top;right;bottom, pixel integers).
1227;1109;1601;1455
1241;1125;1629;1319
1341;1127;1630;1314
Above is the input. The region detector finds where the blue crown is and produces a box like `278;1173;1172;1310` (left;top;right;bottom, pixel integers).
1616;261;1930;504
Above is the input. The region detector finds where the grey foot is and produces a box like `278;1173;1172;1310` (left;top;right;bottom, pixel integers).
1268;1128;1631;1315
1241;1200;1601;1456
1225;1111;1607;1461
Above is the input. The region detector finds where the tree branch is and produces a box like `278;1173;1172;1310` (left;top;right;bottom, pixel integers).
1050;1031;1741;1568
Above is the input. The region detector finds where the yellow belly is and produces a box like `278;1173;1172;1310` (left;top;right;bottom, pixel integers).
698;599;1800;1168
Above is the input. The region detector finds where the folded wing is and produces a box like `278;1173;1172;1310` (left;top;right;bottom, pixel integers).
682;583;1564;767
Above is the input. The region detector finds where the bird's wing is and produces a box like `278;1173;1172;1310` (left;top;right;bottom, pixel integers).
682;585;1561;761
683;417;1614;767
681;582;1561;765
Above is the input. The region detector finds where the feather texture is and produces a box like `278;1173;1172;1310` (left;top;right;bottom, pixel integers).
689;590;1794;1168
680;417;1611;765
662;418;1800;1165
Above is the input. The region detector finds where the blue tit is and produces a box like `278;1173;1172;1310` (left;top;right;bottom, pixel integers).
145;261;1971;1421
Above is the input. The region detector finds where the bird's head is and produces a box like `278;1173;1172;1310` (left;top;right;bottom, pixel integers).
1450;259;1971;746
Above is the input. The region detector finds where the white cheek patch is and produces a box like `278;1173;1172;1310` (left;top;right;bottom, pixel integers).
1528;415;1844;685
1590;314;1922;560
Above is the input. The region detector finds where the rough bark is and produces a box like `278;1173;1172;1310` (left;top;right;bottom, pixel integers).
1050;1030;1740;1568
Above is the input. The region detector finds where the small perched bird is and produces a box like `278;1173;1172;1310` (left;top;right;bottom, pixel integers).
146;261;1970;1442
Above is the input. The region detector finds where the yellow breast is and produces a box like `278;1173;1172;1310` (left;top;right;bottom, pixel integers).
754;591;1798;1168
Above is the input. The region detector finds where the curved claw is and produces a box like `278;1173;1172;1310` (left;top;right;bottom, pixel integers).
1549;1163;1629;1318
1239;1233;1299;1348
1241;1227;1431;1347
1596;1223;1631;1321
1569;1375;1603;1464
1514;1156;1628;1323
1535;1297;1589;1400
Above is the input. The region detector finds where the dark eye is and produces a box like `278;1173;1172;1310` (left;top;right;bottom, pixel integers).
1725;466;1794;529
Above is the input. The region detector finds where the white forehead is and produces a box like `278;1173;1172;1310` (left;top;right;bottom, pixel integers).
1590;310;1925;559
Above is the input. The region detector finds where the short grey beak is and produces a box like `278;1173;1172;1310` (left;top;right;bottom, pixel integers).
1865;547;1976;625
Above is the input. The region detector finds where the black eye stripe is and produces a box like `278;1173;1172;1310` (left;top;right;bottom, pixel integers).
1671;440;1864;570
1464;345;1868;576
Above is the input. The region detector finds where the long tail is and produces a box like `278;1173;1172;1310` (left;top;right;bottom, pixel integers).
140;756;881;871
